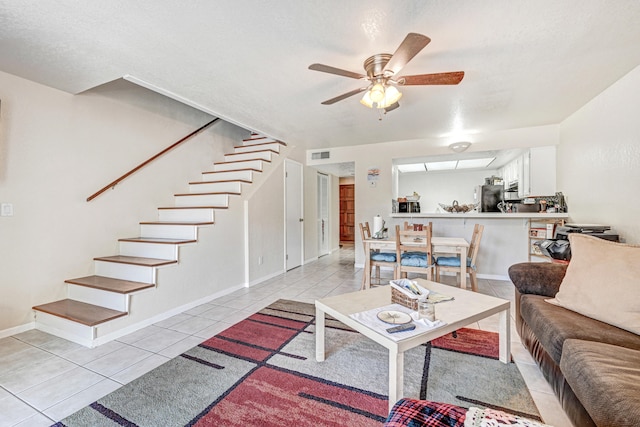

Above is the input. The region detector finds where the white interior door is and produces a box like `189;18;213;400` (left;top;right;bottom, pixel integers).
317;173;330;256
285;160;303;270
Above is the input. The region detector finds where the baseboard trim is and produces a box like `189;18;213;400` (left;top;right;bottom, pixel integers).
248;269;285;287
0;322;35;340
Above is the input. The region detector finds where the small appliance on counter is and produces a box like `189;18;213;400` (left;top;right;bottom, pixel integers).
398;201;420;213
395;195;420;213
555;224;619;242
535;223;619;262
475;184;503;212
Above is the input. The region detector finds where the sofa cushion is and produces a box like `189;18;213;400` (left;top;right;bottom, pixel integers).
548;234;640;334
560;339;640;427
520;294;640;366
384;398;466;427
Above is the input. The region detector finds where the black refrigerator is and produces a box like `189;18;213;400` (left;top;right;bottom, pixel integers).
476;185;503;212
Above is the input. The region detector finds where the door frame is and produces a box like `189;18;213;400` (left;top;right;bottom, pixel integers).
317;172;330;257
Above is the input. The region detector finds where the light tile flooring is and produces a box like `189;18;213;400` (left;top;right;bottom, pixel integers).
0;245;572;427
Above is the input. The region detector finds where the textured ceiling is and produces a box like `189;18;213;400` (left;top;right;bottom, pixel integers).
2;1;640;151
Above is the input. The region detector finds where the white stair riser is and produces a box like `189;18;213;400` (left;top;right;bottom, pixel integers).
94;261;157;283
34;313;96;347
119;241;179;259
140;224;198;239
201;170;253;182
243;137;277;145
213;160;264;172
224;151;272;162
234;142;281;154
189;182;242;193
174;194;229;207
158;208;215;222
67;286;129;312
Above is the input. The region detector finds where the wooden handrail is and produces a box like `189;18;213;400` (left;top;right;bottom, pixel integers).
87;118;220;202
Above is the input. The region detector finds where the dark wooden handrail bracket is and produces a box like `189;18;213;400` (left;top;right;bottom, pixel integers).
87;118;220;202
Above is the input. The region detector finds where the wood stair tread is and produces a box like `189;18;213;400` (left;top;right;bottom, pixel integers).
235;141;286;148
226;149;278;155
214;159;271;164
65;275;155;293
157;206;229;210
33;299;127;326
93;255;177;267
174;192;240;196
202;168;262;174
188;179;251;185
138;221;214;225
119;237;198;244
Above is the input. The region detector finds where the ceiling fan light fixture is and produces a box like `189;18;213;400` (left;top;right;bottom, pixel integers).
378;85;402;108
369;83;386;103
360;90;374;108
449;141;471;153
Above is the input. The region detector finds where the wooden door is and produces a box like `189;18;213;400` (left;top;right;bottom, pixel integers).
340;184;355;242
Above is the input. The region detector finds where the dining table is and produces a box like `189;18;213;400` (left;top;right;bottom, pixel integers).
363;236;470;290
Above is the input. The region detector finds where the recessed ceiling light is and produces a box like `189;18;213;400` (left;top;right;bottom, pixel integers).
456;157;496;169
397;163;426;173
425;160;458;171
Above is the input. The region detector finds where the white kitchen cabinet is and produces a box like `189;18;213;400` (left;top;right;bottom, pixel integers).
501;156;521;189
523;146;556;197
501;146;556;197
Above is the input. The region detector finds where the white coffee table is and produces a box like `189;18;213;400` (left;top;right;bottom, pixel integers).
315;279;510;411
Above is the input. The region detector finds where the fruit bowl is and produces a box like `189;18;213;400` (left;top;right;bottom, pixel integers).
439;201;478;213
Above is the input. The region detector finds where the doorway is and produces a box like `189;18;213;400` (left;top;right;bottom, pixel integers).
317;173;330;257
340;184;355;242
285;160;303;270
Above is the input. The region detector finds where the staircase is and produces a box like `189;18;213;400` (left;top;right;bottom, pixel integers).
32;133;286;347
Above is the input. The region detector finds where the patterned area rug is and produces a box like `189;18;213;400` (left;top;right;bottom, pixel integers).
56;299;539;427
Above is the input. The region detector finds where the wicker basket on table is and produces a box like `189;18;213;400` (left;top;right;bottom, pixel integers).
390;279;426;310
391;287;419;310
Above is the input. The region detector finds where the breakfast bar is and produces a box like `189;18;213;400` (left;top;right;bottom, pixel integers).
356;212;569;281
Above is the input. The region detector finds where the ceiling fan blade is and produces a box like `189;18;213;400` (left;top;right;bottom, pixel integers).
384;102;400;113
308;63;366;79
382;33;431;76
321;87;367;105
399;71;465;85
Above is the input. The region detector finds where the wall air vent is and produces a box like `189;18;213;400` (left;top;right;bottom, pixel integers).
311;151;330;160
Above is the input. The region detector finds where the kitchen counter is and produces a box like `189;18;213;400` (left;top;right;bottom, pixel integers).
391;212;569;219
374;212;570;280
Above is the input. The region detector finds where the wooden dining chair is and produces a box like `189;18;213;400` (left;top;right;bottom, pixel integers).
359;222;396;289
394;224;434;280
403;221;433;233
435;224;484;291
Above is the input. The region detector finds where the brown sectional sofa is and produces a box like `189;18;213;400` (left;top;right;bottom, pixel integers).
508;262;640;427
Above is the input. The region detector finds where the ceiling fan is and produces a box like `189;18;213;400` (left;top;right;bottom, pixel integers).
309;33;464;112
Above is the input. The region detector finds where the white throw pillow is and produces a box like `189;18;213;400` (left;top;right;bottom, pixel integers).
547;234;640;335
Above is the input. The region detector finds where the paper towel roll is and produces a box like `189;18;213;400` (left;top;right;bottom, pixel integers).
372;215;384;238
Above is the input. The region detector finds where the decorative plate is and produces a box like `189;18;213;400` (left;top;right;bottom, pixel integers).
377;310;412;324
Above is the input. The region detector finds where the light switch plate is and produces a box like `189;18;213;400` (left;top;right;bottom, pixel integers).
1;203;13;217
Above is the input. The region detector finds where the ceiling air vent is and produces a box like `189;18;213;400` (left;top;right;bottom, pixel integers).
311;151;330;160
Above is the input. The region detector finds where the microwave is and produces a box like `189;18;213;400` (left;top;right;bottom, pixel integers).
398;202;420;213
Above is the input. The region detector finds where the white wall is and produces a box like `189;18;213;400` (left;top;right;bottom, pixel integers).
0;70;255;336
246;162;285;284
558;65;640;244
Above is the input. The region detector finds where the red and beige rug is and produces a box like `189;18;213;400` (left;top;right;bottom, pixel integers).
56;299;539;427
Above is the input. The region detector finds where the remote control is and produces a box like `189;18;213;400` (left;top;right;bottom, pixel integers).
386;323;416;333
